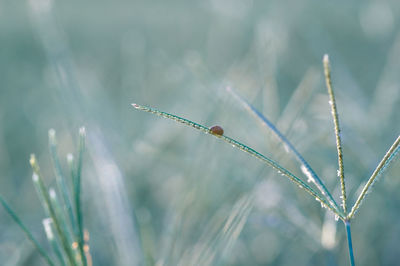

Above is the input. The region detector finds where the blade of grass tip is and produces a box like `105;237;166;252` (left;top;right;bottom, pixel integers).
75;127;88;266
348;135;400;219
43;218;67;266
49;129;78;237
30;155;77;266
131;103;345;220
323;54;347;214
226;87;343;217
0;194;56;266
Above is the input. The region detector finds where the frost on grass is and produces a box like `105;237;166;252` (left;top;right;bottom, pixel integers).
301;164;315;183
42;218;54;240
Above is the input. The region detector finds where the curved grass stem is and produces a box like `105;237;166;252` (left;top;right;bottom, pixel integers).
132;103;345;220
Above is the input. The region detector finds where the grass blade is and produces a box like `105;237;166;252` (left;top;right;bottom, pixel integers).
0;194;55;266
227;86;342;215
49;129;78;237
30;155;77;266
49;188;74;248
43;218;67;266
323;54;347;214
75;127;88;266
132;103;345;220
348;135;400;219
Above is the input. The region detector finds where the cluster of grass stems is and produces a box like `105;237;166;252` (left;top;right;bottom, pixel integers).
131;55;399;266
0;55;399;266
0;128;90;266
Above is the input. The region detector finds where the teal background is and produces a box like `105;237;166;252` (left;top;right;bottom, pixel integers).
0;0;399;265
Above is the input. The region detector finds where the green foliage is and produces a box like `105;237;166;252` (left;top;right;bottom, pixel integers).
1;129;88;266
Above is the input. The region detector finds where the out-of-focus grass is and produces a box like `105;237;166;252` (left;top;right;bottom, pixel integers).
0;0;399;265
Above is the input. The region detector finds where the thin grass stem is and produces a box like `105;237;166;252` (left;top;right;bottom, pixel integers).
75;127;88;266
30;155;77;266
49;129;78;237
227;87;342;215
344;221;355;266
43;218;67;266
0;194;56;266
132;103;345;220
49;188;74;247
348;135;400;219
323;54;347;214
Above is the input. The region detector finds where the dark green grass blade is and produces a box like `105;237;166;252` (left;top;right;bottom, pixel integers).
227;87;342;215
132;103;345;220
0;194;55;266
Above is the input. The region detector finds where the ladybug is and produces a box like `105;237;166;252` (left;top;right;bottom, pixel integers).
210;125;224;136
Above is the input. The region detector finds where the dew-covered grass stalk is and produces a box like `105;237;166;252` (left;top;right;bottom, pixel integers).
131;103;343;219
323;54;347;214
132;54;400;266
322;55;353;266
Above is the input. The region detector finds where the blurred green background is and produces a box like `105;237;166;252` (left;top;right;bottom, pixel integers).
1;0;399;265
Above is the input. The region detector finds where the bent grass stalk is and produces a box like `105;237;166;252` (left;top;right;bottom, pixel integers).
131;103;343;220
132;55;400;266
